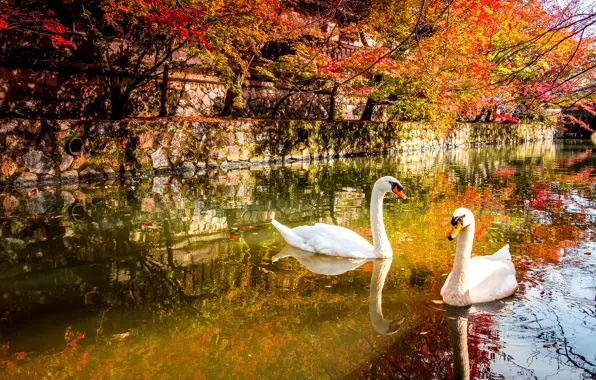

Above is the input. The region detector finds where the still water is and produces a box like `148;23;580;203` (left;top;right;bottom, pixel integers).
0;141;595;379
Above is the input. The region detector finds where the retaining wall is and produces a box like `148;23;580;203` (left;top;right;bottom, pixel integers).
0;118;558;186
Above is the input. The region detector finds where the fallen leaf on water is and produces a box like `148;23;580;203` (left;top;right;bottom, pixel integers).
448;317;457;320
441;273;448;276
431;300;444;304
543;344;551;348
112;332;130;340
505;301;514;305
586;252;592;255
503;309;513;314
419;331;428;335
229;235;237;239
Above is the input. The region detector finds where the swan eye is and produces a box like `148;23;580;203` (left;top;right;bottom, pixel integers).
390;181;404;191
390;181;407;199
450;215;465;226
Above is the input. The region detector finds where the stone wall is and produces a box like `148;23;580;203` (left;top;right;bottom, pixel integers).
0;118;558;186
0;66;374;120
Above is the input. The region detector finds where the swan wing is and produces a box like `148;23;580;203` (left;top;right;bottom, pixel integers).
467;254;517;303
484;244;511;261
271;219;317;253
292;223;374;258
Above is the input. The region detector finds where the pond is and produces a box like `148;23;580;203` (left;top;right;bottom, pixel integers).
0;141;595;379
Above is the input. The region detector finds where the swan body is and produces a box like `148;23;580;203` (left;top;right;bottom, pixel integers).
441;208;518;306
271;176;406;259
273;246;402;335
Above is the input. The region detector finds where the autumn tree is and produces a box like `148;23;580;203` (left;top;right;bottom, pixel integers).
261;0;596;124
0;0;215;119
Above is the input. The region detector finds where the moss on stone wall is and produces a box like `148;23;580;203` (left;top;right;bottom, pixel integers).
0;118;558;186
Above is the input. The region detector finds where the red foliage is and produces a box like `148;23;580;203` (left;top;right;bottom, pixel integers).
494;113;518;123
563;114;592;131
491;166;516;178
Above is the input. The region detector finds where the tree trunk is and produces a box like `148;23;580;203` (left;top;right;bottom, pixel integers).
328;84;338;121
221;88;236;116
360;97;378;121
109;86;127;120
158;64;170;117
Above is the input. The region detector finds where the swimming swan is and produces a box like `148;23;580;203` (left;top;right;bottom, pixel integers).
272;246;403;335
441;208;518;306
271;176;406;259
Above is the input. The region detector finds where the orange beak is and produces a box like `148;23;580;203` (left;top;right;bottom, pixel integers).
447;222;462;241
392;187;407;199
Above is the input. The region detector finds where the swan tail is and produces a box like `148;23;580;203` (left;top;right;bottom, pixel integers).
271;219;310;249
491;244;511;261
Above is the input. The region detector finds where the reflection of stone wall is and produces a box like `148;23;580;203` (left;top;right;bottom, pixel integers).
0;118;558;186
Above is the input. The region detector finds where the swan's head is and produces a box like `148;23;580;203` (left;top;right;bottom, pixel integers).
447;208;475;241
374;176;407;199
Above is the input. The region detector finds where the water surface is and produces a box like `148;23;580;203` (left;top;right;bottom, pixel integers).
0;141;594;379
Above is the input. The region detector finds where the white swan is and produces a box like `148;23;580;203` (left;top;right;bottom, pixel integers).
271;176;407;259
272;246;403;335
441;208;518;306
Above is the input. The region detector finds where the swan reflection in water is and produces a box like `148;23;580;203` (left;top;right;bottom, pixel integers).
273;245;403;335
446;307;471;380
446;302;507;380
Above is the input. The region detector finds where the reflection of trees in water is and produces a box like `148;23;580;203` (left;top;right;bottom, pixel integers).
1;141;596;377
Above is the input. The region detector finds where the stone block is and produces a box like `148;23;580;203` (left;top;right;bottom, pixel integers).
59;155;74;171
24;151;55;174
39;174;58;185
138;131;154;149
178;162;196;173
1;157;17;176
61;170;79;183
222;132;235;146
103;167;117;178
80;167;103;180
14;172;37;187
61;191;76;206
71;155;86;170
235;131;246;144
227;145;240;162
0;119;18;134
151;148;170;169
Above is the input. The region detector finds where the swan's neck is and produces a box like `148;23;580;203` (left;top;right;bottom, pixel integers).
370;188;391;258
369;259;392;334
450;225;475;291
